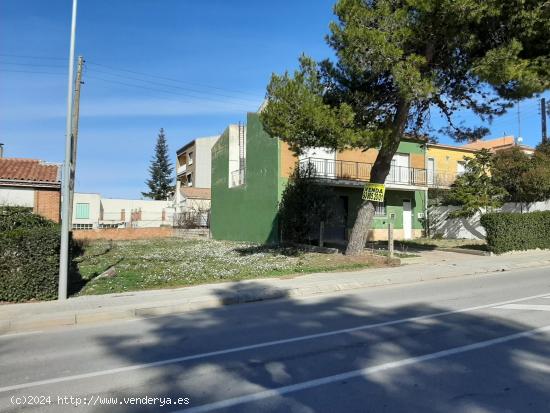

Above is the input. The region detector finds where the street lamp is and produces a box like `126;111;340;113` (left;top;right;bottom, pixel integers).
58;0;78;300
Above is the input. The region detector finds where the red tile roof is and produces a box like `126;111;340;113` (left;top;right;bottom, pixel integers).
0;158;61;184
181;187;211;200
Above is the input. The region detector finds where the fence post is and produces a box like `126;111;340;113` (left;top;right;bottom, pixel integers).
319;221;325;247
388;221;394;260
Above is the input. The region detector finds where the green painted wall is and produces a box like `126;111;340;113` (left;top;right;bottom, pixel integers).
396;140;424;154
333;187;426;230
211;113;280;244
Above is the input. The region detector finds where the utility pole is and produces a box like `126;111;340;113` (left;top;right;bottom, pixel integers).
68;56;85;229
59;0;78;301
542;97;547;143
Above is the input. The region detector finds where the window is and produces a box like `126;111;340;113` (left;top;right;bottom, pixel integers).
75;203;90;219
186;173;193;186
374;202;386;216
188;152;193;165
457;161;466;176
72;223;92;230
427;158;435;185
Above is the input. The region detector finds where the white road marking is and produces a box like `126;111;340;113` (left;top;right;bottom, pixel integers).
0;291;548;393
494;304;550;312
177;324;550;413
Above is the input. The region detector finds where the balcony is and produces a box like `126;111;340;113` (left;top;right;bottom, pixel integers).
177;164;187;176
299;158;428;187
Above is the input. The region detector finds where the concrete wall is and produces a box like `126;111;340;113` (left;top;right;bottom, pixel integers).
73;193;174;228
211;113;280;243
72;193;102;227
429;200;550;240
0;186;34;207
194;136;219;188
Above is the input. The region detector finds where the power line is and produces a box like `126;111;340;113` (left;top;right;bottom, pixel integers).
0;60;66;69
86;67;259;104
86;61;260;98
0;68;65;76
0;54;263;99
0;53;66;60
85;74;257;110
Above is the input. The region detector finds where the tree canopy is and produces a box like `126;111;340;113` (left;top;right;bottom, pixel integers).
446;149;508;217
260;0;550;254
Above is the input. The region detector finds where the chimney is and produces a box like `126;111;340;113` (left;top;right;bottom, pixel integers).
0;143;3;158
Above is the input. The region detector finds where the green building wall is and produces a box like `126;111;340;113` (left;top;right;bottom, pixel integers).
211;113;280;244
211;115;427;243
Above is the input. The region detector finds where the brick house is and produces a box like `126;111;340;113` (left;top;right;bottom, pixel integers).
0;157;62;222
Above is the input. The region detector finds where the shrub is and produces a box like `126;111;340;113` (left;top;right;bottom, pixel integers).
480;211;550;254
0;206;55;232
0;226;84;302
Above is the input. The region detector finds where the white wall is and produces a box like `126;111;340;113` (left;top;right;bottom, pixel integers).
429;200;550;240
194;136;219;188
72;193;102;227
0;187;34;207
100;198;175;228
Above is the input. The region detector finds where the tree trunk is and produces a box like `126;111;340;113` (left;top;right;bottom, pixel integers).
345;99;411;255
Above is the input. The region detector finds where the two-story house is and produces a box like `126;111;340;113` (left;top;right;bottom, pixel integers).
211;113;429;244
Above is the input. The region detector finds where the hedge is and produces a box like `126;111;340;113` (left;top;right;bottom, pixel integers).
0;206;55;232
0;226;61;302
480;211;550;254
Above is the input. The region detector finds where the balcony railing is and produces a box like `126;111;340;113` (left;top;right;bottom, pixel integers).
300;158;429;186
177;164;187;175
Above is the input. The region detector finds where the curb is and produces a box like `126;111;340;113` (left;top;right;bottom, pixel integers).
2;260;550;335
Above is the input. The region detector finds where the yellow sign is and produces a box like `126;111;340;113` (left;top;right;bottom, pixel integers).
362;183;385;202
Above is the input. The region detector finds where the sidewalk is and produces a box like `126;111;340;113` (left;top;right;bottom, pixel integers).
2;250;550;334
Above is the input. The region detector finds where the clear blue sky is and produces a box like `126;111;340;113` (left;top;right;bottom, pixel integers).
1;0;548;198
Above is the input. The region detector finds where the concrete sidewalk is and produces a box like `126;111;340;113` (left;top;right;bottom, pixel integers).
2;250;550;334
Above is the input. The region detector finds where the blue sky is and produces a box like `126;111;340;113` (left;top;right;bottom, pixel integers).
0;0;548;198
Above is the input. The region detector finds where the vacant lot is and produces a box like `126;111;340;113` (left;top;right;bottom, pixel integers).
76;238;391;296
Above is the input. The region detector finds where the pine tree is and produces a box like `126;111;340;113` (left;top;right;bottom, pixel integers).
142;128;174;200
260;0;549;255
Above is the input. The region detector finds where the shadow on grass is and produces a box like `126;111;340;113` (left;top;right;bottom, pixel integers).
234;244;304;257
85;280;550;412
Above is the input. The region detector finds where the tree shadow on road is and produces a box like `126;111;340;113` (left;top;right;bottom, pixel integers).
92;282;550;413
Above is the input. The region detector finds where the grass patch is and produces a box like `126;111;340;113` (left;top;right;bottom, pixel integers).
76;238;386;296
401;238;488;251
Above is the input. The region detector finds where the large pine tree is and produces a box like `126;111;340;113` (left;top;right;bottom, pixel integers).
142;128;174;200
260;0;549;255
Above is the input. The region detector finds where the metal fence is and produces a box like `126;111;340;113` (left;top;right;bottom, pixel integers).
299;158;429;186
173;211;210;229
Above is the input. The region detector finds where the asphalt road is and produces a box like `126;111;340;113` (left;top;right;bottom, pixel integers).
1;266;549;413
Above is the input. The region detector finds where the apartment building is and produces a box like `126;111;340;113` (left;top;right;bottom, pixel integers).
175;135;219;210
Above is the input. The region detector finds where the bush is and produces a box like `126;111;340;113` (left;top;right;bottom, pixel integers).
0;206;55;232
0;226;61;301
480;211;550;254
0;225;84;302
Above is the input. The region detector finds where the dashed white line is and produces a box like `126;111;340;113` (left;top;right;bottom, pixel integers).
177;324;550;413
494;304;550;312
0;291;548;393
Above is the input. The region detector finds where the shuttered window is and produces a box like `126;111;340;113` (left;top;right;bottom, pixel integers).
75;203;90;219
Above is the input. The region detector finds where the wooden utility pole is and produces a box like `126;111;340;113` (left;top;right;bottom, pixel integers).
68;56;84;229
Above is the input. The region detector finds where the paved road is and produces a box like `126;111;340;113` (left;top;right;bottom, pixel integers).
1;266;549;412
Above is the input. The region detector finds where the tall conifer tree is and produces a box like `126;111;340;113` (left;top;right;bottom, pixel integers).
142;128;174;200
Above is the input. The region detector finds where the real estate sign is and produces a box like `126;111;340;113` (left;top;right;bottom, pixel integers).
362;183;385;202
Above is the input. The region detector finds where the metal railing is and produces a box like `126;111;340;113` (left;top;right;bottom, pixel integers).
299;158;429;186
